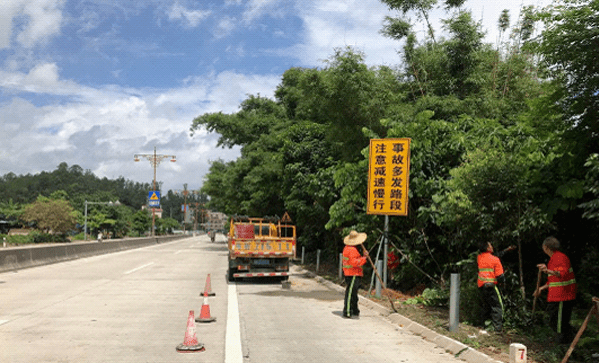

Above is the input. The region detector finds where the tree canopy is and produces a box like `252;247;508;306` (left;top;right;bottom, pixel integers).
190;0;598;336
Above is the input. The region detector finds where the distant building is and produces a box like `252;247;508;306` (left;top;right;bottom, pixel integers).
141;205;163;219
7;228;31;236
183;205;193;224
204;211;228;231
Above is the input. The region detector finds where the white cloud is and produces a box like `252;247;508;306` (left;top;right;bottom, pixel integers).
77;8;102;34
0;62;98;97
26;62;60;86
461;0;552;46
0;0;65;49
0;64;281;190
225;43;245;58
0;0;556;192
242;0;282;24
167;2;211;28
290;0;400;67
0;1;21;49
214;16;236;39
288;0;553;68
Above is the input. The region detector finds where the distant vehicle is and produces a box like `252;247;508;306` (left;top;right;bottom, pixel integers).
227;213;296;281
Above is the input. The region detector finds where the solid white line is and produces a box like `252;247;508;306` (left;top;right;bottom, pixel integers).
0;320;9;326
225;283;243;363
123;262;155;275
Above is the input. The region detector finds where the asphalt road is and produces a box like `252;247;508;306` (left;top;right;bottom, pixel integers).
0;234;465;363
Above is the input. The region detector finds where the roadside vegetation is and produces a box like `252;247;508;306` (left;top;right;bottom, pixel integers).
0;163;204;242
190;1;598;362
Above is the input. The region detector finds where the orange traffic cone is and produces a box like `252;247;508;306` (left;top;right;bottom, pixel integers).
201;273;216;297
196;292;217;323
176;310;205;352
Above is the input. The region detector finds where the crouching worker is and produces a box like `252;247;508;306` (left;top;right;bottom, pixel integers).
342;231;368;319
477;241;505;332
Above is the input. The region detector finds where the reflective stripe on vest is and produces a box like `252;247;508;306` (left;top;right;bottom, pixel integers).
549;278;576;288
342;256;353;269
478;268;496;283
342;255;363;273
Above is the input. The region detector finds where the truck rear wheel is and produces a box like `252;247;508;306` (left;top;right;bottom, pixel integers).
227;267;235;282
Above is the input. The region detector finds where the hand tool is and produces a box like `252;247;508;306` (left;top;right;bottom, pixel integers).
361;244;398;313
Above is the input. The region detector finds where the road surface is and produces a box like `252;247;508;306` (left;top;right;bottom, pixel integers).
0;234;465;362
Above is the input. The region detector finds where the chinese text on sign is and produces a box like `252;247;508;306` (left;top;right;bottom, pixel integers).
367;138;411;216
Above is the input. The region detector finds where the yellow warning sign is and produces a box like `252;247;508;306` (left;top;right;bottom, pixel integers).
367;138;411;216
149;191;160;200
281;212;292;223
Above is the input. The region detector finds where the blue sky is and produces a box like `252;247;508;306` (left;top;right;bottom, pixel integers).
0;0;552;194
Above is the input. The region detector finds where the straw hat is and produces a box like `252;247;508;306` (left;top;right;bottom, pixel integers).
344;230;367;246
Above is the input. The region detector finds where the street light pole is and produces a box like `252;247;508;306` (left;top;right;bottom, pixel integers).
134;146;176;236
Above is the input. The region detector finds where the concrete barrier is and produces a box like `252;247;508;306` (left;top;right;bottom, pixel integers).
0;235;188;273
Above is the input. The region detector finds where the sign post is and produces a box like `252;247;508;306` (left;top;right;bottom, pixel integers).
148;191;161;235
367;138;411;290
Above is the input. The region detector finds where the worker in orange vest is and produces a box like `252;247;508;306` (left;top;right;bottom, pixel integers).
342;230;368;319
534;236;577;344
477;241;506;332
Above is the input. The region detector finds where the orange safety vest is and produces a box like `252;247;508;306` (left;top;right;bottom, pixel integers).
547;251;577;302
342;246;366;277
477;251;504;288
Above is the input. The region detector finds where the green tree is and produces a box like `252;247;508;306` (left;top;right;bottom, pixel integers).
156;217;180;235
191;96;291;216
325;7;549;293
526;0;599;208
131;210;151;236
21;195;77;234
280;122;339;252
0;200;24;220
275;49;402;162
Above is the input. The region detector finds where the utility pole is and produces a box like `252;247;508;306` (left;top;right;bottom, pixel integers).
134;146;176;236
182;184;188;233
175;184;190;233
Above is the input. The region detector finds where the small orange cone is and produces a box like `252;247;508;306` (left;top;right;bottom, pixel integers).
196;292;217;323
200;274;216;297
176;310;205;352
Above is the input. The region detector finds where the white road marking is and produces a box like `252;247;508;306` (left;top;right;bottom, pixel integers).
226;283;243;363
123;262;155;275
0;320;9;326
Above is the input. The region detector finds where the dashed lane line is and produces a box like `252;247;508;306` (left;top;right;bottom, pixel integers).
123;262;155;275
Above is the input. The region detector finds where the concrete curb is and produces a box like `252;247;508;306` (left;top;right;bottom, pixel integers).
303;266;504;363
0;235;189;273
